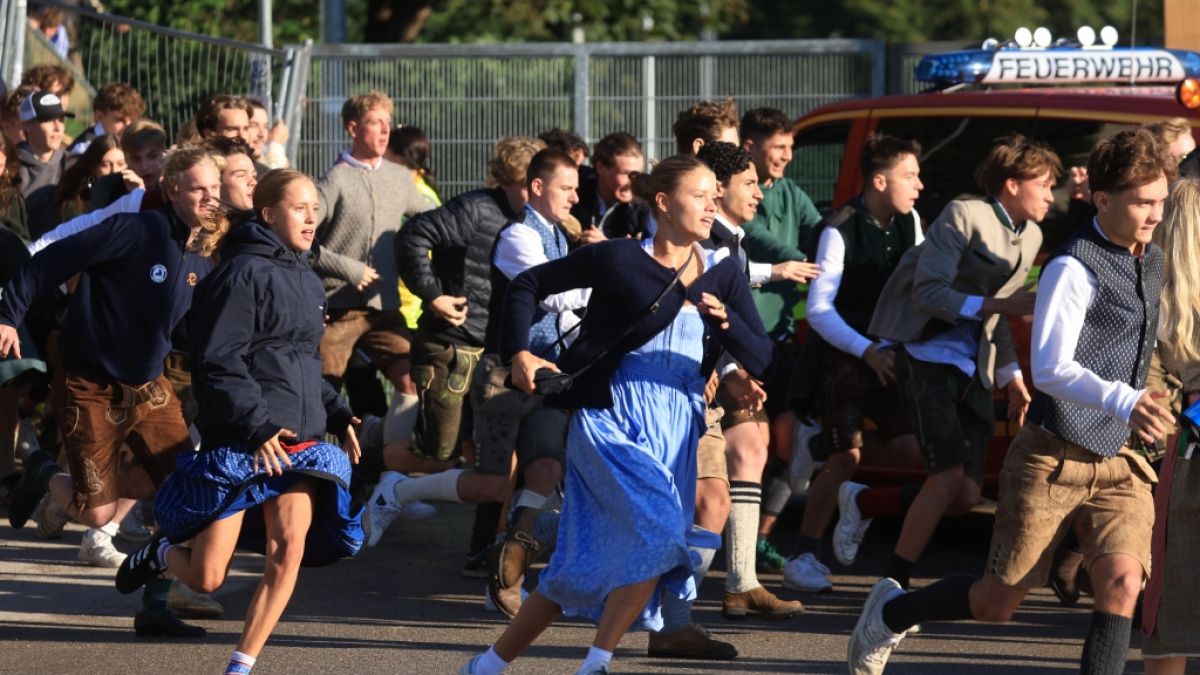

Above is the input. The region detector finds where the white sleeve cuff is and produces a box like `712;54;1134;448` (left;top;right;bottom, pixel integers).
748;262;772;287
1108;385;1144;428
719;361;741;379
995;361;1023;389
959;295;984;320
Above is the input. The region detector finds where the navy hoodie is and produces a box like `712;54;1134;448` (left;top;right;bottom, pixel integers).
191;220;352;452
0;205;211;384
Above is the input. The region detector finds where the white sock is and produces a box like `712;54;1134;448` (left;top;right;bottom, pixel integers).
577;646;612;674
155;538;174;568
726;481;762;593
473;646;508;675
393;468;464;504
98;521;120;537
383;394;419;444
513;489;548;512
225;650;256;675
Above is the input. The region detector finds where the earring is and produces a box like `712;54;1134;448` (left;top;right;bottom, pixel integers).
665;212;672;223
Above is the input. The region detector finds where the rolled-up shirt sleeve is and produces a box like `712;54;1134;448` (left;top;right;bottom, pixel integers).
494;223;590;312
1031;256;1141;426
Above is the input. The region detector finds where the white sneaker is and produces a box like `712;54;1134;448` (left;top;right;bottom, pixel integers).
782;552;833;592
848;578;907;675
788;419;822;494
363;471;405;547
399;500;438;520
834;481;873;566
117;506;153;542
78;528;127;568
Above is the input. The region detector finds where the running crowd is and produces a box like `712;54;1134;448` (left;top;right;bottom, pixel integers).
0;62;1198;675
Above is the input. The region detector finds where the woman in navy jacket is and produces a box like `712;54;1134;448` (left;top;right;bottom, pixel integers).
462;155;775;675
117;169;363;675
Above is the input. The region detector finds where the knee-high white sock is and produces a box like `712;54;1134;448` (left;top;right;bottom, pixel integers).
393;468;465;504
726;481;762;593
383;394;419;444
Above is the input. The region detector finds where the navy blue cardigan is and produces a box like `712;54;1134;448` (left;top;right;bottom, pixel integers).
500;238;775;410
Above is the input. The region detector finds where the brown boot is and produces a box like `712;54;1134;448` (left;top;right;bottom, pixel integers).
721;585;804;621
648;623;738;660
497;507;541;589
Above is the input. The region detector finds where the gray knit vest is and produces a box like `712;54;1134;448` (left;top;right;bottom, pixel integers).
1028;227;1162;457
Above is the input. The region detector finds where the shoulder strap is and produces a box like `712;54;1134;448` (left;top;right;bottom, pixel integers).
536;250;693;376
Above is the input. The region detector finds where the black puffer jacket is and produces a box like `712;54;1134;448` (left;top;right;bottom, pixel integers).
191;220;353;451
394;186;518;345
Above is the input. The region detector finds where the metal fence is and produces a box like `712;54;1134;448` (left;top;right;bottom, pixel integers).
299;41;885;202
5;0;307;149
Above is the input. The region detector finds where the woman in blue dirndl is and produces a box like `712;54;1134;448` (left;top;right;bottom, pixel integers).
116;169;364;675
462;155;775;675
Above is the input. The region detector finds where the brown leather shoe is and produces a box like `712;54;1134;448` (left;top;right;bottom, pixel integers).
721;585;804;621
486;571;523;619
648;623;738;660
497;508;541;589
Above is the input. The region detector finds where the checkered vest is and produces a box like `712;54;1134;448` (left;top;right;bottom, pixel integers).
1028;226;1163;457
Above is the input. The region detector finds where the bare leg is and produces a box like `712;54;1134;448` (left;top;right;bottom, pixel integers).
385;359;417;397
165;509;247;593
1144;657;1187;675
381;441;458;474
235;479;317;657
492;591;563;662
799;448;861;539
893;467;970;563
592;577;660;651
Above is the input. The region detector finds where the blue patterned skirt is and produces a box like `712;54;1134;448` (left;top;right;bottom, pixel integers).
155;442;363;567
535;355;716;631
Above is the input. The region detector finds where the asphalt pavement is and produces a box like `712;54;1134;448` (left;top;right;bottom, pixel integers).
0;500;1164;674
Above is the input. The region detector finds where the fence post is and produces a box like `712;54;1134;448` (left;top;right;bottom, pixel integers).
2;0;28;88
282;39;311;165
868;38;886;97
572;45;589;141
642;54;656;161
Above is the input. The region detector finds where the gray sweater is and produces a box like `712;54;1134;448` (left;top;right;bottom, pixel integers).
314;158;435;311
17;144;69;240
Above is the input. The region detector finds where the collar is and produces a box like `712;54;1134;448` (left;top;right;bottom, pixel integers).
338;150;382;171
854;194;902;230
1088;216;1143;257
524;204;560;231
93;122;107;137
987;197;1021;233
713;215;745;238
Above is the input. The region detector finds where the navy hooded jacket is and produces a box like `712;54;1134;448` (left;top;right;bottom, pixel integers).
190;220;353;452
0;205;211;384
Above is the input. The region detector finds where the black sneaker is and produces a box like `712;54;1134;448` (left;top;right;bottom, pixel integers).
461;549;489;579
8;453;53;529
116;532;168;594
134;608;207;638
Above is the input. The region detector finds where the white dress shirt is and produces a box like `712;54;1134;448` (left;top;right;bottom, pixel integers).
808;209;923;358
1031;221;1142;427
494;205;590;341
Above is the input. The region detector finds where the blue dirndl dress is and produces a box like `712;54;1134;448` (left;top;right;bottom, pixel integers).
155;442;364;567
536;303;717;631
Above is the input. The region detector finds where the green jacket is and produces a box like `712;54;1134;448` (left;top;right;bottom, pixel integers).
742;177;822;336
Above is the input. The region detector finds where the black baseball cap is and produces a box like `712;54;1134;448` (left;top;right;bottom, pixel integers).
18;90;75;122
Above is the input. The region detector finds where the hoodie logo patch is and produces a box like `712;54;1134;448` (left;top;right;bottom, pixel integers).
149;264;168;284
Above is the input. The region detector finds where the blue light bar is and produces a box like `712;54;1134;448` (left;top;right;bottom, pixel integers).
917;47;1200;86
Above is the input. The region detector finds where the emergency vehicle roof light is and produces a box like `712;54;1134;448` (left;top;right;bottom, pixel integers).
1100;26;1119;47
916;43;1200;87
1077;26;1096;48
1014;27;1033;48
1033;27;1052;48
